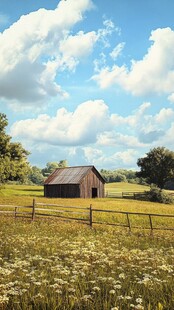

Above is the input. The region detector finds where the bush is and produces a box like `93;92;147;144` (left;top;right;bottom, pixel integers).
146;186;173;204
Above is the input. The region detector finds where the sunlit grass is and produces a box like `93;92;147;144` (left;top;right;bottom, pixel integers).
105;182;150;192
0;218;174;310
0;184;174;309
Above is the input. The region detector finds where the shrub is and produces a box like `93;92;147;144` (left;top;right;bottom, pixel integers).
146;185;173;204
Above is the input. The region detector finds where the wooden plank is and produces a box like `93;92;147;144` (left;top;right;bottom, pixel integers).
35;203;89;210
35;207;88;215
0;205;32;209
92;209;174;218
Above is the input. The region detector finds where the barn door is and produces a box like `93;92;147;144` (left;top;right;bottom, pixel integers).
92;187;98;198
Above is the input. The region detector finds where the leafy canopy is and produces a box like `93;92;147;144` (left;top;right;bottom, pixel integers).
136;147;174;188
42;160;68;177
0;113;30;183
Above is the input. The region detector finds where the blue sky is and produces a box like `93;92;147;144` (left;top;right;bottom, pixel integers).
1;0;174;170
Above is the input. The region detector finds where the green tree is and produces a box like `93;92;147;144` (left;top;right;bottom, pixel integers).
136;147;174;188
0;113;30;183
28;166;45;185
42;160;68;177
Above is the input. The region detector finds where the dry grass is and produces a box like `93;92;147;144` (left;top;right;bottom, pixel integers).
0;184;174;309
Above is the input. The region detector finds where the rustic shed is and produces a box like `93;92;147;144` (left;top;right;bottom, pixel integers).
44;165;105;198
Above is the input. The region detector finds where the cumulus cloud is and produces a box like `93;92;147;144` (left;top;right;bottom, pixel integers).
11;100;111;145
0;0;96;107
97;131;146;147
10;98;173;149
83;147;138;168
92;27;174;98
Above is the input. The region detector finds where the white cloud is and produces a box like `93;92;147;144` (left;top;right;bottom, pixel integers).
168;93;174;103
110;42;125;60
154;108;174;123
83;147;138;168
11;99;174;148
11;100;111;145
0;0;94;107
93;27;174;98
97;131;146;147
59;30;98;71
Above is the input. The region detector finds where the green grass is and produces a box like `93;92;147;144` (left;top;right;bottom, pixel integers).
105;182;150;192
0;184;174;309
0;184;43;197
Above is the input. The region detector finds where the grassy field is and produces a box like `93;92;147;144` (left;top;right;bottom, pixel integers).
0;184;174;309
105;182;150;192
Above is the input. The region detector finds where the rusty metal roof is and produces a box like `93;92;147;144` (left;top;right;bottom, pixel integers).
44;166;92;185
44;165;105;185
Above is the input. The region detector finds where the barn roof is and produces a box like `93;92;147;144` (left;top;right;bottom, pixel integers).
44;165;105;185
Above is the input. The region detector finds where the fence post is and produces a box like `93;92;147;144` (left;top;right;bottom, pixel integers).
14;207;17;219
89;204;93;227
149;215;153;235
126;213;131;233
32;199;36;221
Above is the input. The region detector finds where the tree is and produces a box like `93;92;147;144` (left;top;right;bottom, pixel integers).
0;113;30;183
28;166;45;185
42;160;68;177
136;147;174;188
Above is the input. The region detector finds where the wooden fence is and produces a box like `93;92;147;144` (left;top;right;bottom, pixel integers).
105;190;147;199
0;199;174;233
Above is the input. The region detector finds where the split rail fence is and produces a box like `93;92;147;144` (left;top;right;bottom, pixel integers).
105;191;147;199
0;199;174;233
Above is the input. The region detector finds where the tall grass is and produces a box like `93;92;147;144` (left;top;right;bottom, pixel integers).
0;184;174;309
0;218;174;310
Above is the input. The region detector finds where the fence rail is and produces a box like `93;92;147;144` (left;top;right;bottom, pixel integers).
105;190;147;199
0;200;174;233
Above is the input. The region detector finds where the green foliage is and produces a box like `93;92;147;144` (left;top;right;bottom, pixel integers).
0;114;30;183
42;160;68;176
28;166;45;185
137;147;174;189
146;186;173;204
164;179;174;190
100;168;142;184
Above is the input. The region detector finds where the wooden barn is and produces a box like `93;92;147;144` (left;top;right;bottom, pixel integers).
44;166;105;198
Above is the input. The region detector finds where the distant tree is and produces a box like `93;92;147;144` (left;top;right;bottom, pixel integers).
0;113;30;183
28;166;45;185
100;169;138;183
42;160;68;177
136;147;174;189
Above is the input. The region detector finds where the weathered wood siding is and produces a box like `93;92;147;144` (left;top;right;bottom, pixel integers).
44;184;80;198
80;168;104;198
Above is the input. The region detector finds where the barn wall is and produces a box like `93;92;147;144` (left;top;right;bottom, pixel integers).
80;169;104;198
44;184;80;198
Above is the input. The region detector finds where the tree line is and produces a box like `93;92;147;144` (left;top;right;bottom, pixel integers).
1;113;174;189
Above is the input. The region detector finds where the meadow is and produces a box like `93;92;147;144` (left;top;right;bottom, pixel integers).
0;183;174;310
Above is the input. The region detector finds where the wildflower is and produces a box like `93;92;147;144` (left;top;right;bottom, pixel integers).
0;295;9;303
114;284;121;289
125;295;132;300
55;289;62;294
111;307;119;310
81;295;92;302
136;297;143;304
92;286;101;292
119;273;125;279
109;289;116;295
